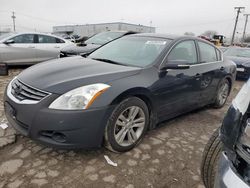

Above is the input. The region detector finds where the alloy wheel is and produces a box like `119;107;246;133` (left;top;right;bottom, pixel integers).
114;106;145;147
218;82;229;106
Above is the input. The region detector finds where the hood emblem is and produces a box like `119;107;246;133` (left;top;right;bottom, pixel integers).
14;84;22;95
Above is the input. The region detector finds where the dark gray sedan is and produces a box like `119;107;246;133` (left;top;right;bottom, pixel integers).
4;33;236;152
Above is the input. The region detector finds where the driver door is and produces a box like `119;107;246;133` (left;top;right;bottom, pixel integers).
153;40;202;121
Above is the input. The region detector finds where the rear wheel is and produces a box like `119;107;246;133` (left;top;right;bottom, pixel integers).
104;97;149;153
213;79;230;108
201;128;222;188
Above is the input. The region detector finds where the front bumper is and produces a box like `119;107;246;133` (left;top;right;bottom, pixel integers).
4;87;115;149
214;152;249;188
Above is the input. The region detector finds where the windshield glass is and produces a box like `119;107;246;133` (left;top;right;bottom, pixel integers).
224;48;250;58
89;36;171;67
0;32;15;41
85;32;125;45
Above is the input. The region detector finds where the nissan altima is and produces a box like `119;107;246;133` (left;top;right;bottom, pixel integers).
4;33;236;152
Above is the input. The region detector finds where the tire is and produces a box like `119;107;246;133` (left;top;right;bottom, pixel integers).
201;128;222;188
213;79;230;108
104;97;149;153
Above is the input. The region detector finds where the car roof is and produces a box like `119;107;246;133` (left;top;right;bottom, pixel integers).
15;32;62;37
129;33;200;40
0;32;69;42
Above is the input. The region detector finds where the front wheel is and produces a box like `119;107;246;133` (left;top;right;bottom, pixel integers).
201;128;222;188
213;79;230;108
104;97;149;153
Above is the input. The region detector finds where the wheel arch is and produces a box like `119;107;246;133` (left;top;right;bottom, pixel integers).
110;87;157;130
224;75;233;94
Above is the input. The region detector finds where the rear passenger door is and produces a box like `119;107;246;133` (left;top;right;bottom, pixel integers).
196;40;224;105
34;34;66;62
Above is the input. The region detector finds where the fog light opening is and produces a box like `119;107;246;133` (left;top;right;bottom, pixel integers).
52;132;66;143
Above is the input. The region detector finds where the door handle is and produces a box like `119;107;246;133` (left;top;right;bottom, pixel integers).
220;66;225;71
28;46;35;48
54;46;60;48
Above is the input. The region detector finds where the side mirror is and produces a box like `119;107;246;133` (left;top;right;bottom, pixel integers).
4;39;15;45
78;42;87;47
160;60;190;71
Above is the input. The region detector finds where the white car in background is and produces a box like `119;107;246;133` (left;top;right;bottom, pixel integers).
0;32;74;65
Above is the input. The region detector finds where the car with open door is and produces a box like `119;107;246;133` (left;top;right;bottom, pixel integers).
201;78;250;188
4;33;236;152
0;32;74;65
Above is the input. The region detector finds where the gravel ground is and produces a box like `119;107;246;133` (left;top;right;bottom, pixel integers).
0;68;245;188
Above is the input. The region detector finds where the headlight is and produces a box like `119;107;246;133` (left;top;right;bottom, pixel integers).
49;83;110;110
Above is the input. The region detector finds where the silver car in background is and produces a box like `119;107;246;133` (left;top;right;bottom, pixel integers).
0;32;74;65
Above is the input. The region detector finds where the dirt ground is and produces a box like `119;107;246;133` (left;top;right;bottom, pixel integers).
0;68;246;188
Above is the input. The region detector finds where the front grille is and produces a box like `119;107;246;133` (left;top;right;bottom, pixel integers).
11;79;49;102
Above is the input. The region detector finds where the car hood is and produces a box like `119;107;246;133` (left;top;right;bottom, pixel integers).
18;56;141;94
226;56;250;66
61;43;100;54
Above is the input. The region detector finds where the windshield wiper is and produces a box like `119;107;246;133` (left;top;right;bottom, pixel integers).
92;58;125;66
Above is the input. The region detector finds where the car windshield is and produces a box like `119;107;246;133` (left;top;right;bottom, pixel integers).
0;32;15;41
88;36;171;67
224;48;250;58
85;32;125;45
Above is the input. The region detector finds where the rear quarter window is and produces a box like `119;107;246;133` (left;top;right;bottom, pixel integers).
56;38;65;43
198;41;217;63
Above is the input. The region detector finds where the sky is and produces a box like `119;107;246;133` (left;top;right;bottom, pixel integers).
0;0;250;38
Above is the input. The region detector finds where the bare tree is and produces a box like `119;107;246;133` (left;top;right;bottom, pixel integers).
184;32;195;36
244;35;250;43
202;30;218;38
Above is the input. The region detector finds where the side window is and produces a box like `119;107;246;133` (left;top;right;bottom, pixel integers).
11;34;34;43
168;40;197;64
216;49;222;61
56;38;65;43
198;41;217;63
38;35;57;43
